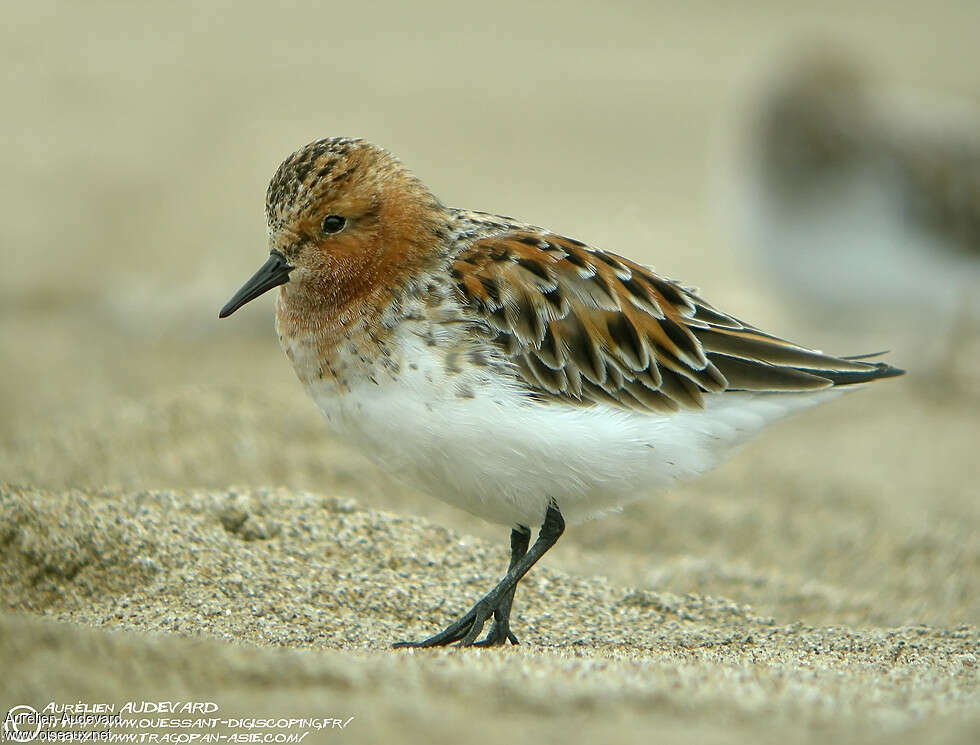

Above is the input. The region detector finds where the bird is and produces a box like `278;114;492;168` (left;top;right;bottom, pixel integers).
726;46;980;331
219;136;903;648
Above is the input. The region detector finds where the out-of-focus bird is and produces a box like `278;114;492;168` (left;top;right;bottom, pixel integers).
726;48;980;342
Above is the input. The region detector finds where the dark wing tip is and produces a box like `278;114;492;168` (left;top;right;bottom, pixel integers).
870;362;906;380
818;361;905;387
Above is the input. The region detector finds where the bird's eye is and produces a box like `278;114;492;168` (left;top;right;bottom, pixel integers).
321;215;347;235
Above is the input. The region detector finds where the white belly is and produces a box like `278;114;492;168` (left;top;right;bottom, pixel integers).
295;333;839;528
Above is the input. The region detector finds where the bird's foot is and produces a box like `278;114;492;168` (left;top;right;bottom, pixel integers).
393;505;563;649
393;588;518;648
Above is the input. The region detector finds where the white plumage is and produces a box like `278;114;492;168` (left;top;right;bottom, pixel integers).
300;329;842;527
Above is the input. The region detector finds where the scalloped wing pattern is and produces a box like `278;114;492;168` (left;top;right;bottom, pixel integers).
451;231;899;413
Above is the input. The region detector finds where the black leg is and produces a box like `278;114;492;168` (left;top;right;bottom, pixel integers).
475;524;531;646
394;502;565;648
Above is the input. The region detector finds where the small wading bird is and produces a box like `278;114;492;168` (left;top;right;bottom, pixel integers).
220;137;903;647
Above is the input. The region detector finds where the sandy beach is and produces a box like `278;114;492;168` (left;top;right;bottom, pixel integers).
3;485;978;745
2;2;978;743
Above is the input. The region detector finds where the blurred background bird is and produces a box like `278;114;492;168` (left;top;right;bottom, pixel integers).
721;44;980;381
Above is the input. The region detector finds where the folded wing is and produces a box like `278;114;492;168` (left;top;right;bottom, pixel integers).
450;231;903;413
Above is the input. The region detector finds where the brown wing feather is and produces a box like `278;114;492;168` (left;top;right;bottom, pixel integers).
451;230;903;412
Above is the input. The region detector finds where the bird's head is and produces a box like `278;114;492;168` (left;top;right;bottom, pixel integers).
219;137;443;319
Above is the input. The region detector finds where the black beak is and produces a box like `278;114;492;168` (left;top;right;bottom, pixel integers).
219;250;294;318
